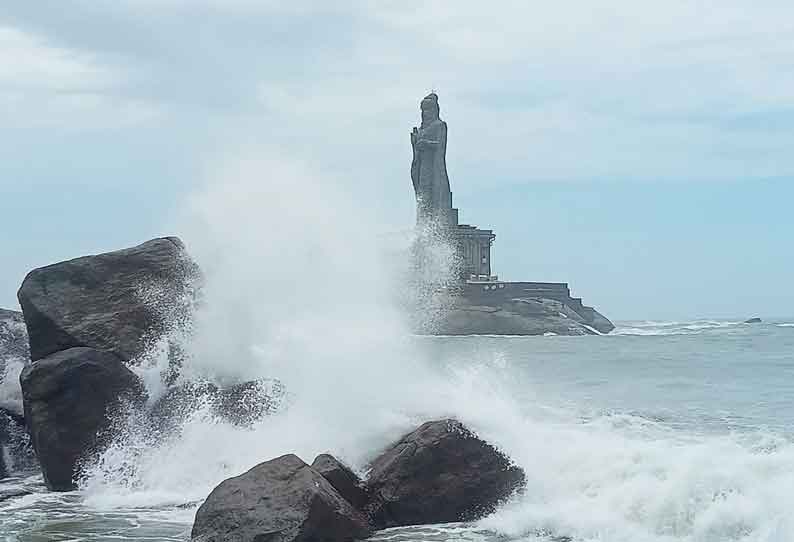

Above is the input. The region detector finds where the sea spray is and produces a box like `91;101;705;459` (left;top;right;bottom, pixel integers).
68;157;794;542
78;155;470;508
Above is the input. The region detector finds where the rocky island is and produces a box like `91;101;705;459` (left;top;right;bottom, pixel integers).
409;93;613;335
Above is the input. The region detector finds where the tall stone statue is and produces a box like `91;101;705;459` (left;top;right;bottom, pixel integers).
411;93;454;229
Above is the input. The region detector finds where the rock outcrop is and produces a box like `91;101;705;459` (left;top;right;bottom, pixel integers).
587;307;616;334
365;419;525;529
311;454;369;511
191;454;371;542
434;297;613;336
17;237;197;363
20;347;145;490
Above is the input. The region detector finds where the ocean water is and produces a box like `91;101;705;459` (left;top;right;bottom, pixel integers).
2;319;794;542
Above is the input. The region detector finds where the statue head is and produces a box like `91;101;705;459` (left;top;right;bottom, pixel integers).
420;92;440;126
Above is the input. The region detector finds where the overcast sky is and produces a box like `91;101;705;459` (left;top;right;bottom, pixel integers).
2;2;793;320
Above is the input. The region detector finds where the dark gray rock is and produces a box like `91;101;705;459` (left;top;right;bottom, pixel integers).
365;419;525;529
428;295;615;336
149;379;284;437
587;308;615;334
191;453;371;542
745;317;762;324
433;298;593;336
0;407;37;479
20;347;145;490
17;237;197;363
311;454;369;511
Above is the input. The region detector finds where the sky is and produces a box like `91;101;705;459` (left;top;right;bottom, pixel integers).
1;1;793;320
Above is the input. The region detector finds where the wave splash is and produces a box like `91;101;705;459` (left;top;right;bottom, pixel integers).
26;156;794;542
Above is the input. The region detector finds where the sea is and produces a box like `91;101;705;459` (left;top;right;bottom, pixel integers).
2;318;794;542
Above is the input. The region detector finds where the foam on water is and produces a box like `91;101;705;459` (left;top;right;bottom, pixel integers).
613;320;748;336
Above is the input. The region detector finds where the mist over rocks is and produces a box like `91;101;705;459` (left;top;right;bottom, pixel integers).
191;453;371;542
20;347;146;491
365;419;526;529
17;237;198;364
148;378;285;435
0;309;36;480
0;308;28;417
0;309;29;367
0;407;37;479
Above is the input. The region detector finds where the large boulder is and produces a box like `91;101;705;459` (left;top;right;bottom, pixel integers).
191;453;371;542
365;419;525;529
17;237;197;363
20;347;145;490
311;454;369;511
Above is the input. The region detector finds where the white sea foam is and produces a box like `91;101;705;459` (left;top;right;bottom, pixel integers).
613;320;747;336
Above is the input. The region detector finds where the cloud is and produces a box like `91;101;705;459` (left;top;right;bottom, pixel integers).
2;1;794;183
1;1;793;314
0;25;161;129
0;26;116;91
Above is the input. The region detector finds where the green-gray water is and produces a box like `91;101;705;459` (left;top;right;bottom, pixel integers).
3;319;794;542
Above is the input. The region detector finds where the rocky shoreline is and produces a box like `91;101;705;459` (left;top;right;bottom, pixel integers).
192;420;525;541
0;237;611;540
434;296;614;336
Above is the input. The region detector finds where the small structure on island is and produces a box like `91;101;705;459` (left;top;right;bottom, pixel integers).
409;92;614;335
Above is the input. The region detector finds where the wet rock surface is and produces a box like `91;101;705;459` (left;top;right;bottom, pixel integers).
311;454;369;511
191;453;371;542
20;347;145;490
365;419;525;529
17;237;197;363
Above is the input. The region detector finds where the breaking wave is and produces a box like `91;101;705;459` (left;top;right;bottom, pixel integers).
4;156;794;542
